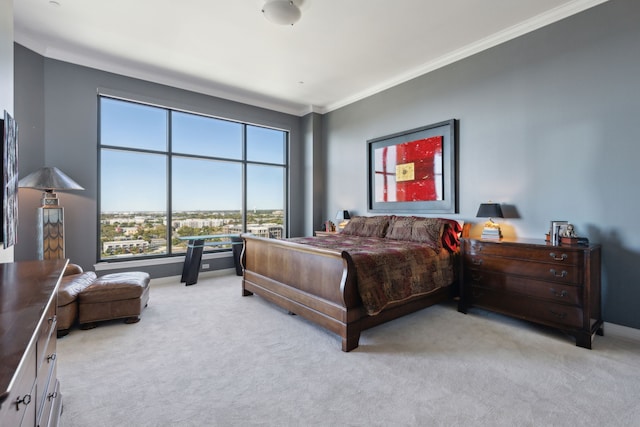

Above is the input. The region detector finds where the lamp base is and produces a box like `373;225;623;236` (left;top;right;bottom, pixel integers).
41;191;60;206
337;220;350;230
481;224;502;239
37;207;65;260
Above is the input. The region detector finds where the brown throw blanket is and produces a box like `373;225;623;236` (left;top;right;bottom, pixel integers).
288;235;455;315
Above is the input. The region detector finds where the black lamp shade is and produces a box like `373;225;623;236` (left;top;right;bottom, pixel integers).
476;203;503;218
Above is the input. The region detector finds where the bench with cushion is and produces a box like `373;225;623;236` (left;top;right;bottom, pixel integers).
78;271;151;329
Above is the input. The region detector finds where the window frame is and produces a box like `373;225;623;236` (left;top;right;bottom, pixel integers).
97;95;289;263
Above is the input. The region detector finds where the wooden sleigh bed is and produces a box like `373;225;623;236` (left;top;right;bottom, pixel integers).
241;215;462;351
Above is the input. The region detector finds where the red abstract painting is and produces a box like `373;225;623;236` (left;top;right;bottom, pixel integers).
374;136;443;202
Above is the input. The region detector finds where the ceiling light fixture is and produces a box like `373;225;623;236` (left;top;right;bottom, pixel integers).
262;0;301;26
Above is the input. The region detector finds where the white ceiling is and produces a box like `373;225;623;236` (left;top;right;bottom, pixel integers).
14;0;607;116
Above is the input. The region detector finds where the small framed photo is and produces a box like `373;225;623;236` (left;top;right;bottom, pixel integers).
550;220;568;245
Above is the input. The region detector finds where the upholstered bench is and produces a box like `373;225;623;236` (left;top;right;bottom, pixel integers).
78;272;151;329
57;264;97;337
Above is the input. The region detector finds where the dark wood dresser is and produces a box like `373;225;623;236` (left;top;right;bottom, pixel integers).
1;259;67;427
458;238;603;349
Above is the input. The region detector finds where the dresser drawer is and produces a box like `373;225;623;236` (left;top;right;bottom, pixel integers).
465;269;582;306
528;299;583;329
0;344;37;427
470;287;583;329
42;378;62;427
526;281;582;306
466;254;581;284
37;302;57;370
37;329;57;422
37;355;58;427
469;286;524;315
467;241;582;265
465;269;527;294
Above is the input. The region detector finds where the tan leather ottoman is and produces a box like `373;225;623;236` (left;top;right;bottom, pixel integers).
78;272;150;329
57;266;97;337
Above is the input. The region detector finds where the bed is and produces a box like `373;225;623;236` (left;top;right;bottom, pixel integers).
241;215;462;351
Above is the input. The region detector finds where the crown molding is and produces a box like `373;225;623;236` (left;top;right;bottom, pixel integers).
15;0;609;117
321;0;610;114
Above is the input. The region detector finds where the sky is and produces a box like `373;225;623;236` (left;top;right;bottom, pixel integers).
99;97;285;212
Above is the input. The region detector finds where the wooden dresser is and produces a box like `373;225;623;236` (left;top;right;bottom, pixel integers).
458;238;602;349
0;259;67;427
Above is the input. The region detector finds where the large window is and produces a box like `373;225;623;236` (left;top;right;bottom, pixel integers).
99;96;287;261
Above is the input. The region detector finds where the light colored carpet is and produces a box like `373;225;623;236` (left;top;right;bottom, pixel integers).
57;273;640;427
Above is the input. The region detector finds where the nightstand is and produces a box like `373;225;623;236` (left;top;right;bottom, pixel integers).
314;231;339;237
458;237;603;349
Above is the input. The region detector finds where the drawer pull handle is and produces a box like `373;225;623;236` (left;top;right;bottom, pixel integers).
472;258;483;266
47;353;57;363
15;394;31;410
549;269;567;278
549;309;567;320
48;391;58;401
550;288;568;298
549;252;568;261
471;274;482;282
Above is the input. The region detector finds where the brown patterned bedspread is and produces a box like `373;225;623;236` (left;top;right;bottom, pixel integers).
288;235;455;315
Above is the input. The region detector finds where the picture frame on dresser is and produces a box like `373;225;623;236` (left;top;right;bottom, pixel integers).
550;220;568;245
367;119;458;214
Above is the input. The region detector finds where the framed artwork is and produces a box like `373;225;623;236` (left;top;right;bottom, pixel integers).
367;119;458;213
2;111;19;248
550;220;569;245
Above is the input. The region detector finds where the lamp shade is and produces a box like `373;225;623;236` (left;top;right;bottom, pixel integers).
262;0;301;25
335;210;351;221
18;167;84;191
476;203;503;219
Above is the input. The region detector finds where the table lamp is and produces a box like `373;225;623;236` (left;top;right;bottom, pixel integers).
335;210;351;230
19;166;84;260
476;203;503;239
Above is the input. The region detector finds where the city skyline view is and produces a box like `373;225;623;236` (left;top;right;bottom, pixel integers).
100;209;284;259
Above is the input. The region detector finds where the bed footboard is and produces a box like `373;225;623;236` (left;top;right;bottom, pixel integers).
241;234;364;351
241;234;455;351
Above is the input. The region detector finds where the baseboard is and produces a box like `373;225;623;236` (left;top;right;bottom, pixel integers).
94;251;231;272
604;321;640;343
150;268;237;285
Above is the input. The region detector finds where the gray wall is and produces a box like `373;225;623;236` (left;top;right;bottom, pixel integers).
14;46;305;277
322;0;640;329
14;44;45;265
301;112;325;233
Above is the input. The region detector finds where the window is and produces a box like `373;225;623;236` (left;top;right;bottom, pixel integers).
99;96;287;261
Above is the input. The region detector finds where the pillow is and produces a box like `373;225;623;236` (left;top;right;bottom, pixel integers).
411;217;446;249
441;220;463;252
341;216;366;235
341;216;390;237
384;215;415;241
386;216;452;251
